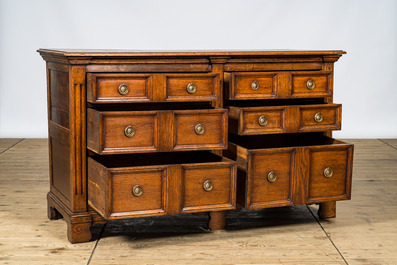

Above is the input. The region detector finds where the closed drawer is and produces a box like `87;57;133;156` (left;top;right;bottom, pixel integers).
87;106;227;154
228;103;341;135
226;71;332;100
225;134;353;209
87;73;151;103
88;151;237;219
165;73;219;101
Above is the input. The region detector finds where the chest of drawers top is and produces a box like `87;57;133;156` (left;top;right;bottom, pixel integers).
38;49;345;102
38;49;345;67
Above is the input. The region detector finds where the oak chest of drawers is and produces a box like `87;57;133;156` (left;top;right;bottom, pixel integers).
38;49;353;243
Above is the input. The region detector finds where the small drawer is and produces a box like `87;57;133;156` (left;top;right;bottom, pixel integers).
173;109;227;151
228;105;286;135
228;103;341;135
165;73;220;101
291;72;332;98
229;72;278;100
88;151;236;219
225;134;353;209
87;106;227;154
87;73;152;103
299;104;341;132
87;108;159;154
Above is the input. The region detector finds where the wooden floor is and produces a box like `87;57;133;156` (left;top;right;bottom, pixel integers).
1;138;396;265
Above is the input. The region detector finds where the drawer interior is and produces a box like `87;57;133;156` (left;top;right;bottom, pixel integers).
90;151;231;168
229;133;347;150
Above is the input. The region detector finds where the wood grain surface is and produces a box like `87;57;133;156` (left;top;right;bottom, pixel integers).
1;138;396;264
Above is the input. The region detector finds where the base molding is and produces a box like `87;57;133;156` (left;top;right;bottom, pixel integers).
47;192;106;243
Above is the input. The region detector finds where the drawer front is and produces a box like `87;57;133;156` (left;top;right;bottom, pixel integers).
230;72;277;100
87;152;236;219
229;106;286;135
88;108;228;154
307;146;353;203
299;104;341;132
291;72;332;98
173;109;227;150
103;114;158;152
87;108;159;154
226;136;353;207
229;104;341;135
87;158;168;219
165;74;219;101
242;108;285;134
227;71;332;100
111;169;167;218
247;149;294;209
181;163;236;213
87;73;151;103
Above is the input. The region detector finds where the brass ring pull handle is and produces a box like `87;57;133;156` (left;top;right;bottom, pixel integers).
118;84;129;95
203;180;213;191
195;124;205;135
258;115;268;126
306;79;316;90
267;171;277;183
124;126;135;138
251;80;259;90
314;112;323;123
186;83;197;94
324;167;333;178
132;185;143;197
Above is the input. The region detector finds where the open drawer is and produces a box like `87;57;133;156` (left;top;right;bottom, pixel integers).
88;151;236;220
87;103;227;154
227;100;341;135
225;133;353;210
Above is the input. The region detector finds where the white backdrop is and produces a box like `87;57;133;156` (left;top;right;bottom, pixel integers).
0;0;396;138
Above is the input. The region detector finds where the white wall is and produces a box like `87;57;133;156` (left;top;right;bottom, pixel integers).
0;0;396;138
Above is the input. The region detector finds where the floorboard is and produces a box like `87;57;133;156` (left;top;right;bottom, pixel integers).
0;138;23;153
0;139;396;264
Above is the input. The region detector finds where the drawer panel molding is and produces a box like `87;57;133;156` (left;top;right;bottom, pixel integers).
225;135;353;209
88;73;220;103
87;108;228;154
87;152;237;219
228;103;341;135
226;71;333;100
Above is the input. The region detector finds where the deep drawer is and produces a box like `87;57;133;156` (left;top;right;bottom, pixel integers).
228;103;341;135
87;106;227;154
225;133;353;209
88;151;237;219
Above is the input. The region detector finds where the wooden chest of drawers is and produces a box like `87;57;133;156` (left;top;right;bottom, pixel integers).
38;49;353;243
